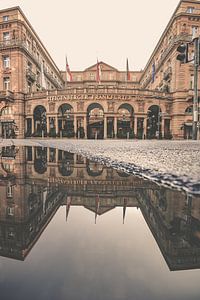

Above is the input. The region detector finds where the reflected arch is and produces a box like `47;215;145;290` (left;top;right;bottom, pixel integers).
87;103;104;139
58;151;74;176
86;160;104;177
33;105;47;137
117;104;134;139
34;147;47;174
58;103;75;138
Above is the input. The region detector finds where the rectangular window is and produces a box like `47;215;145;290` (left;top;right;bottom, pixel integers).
186;7;194;13
3;16;9;22
7;184;13;198
7;207;14;216
192;26;199;38
190;75;194;89
3;32;10;41
3;77;10;90
3;56;10;68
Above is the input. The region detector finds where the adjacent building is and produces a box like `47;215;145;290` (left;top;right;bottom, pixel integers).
0;0;200;139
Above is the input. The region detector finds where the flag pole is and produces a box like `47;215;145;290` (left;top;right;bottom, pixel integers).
65;55;67;88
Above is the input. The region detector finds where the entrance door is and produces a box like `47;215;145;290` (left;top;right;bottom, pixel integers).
184;125;192;139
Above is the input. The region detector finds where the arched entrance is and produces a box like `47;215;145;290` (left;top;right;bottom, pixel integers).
1;106;16;139
87;103;104;139
147;105;162;139
58;104;74;138
117;104;134;139
33;105;47;137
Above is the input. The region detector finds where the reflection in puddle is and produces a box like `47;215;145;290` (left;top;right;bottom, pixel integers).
0;145;199;274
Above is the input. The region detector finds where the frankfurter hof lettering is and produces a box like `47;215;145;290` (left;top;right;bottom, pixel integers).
47;94;132;102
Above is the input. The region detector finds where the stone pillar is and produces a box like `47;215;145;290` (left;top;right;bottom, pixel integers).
47;116;50;136
47;147;50;162
0;122;2;138
134;117;137;137
55;116;58;136
114;117;117;138
32;118;34;135
74;115;77;138
104;116;107;139
143;117;147;139
83;115;87;138
162;118;165;138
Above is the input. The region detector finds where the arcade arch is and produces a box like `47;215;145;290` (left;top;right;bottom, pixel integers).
117;104;134;139
147;105;162;139
33;105;47;137
87;103;104;139
58;104;74;138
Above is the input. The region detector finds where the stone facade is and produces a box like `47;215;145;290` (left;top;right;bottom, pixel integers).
0;1;200;139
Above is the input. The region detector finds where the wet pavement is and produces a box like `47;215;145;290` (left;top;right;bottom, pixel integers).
1;139;200;194
0;145;200;300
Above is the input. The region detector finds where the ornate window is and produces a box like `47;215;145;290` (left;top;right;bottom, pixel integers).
3;56;10;68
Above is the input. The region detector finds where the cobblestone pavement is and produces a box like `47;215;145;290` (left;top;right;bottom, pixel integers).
1;139;200;194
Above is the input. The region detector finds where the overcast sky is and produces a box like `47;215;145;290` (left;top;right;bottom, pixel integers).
0;0;180;71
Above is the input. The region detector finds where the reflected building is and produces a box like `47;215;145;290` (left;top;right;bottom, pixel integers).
0;145;200;271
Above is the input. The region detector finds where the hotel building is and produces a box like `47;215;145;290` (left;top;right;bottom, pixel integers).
0;0;200;139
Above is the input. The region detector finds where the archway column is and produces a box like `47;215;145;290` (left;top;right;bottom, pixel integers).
143;116;147;139
134;117;137;136
104;116;107;139
83;115;87;138
74;115;77;138
114;116;117;138
31;118;34;135
46;115;50;135
162;118;165;138
55;116;58;136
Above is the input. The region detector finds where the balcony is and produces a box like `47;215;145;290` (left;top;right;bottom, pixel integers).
0;90;14;101
26;69;36;82
163;67;172;80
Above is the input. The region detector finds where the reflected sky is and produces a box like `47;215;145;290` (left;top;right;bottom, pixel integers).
0;146;199;300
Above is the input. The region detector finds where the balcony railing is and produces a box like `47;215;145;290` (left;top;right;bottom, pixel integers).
0;90;14;101
26;69;36;82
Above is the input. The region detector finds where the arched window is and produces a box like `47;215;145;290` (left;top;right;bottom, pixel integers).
185;106;193;114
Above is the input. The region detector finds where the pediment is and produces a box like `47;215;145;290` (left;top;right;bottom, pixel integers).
84;61;118;72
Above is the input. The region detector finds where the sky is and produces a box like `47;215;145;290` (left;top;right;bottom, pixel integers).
0;0;180;71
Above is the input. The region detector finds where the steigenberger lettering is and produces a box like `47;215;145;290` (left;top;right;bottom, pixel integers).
47;94;132;102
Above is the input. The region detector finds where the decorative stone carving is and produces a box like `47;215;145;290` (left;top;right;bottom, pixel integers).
49;102;55;112
138;102;145;112
77;101;84;111
107;101;114;112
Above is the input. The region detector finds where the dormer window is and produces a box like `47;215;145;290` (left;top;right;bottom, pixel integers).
186;7;194;13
